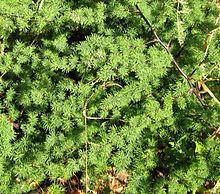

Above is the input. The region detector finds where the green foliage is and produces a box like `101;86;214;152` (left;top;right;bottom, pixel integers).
0;0;219;193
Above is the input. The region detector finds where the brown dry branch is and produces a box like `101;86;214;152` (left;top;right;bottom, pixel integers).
136;4;207;107
0;41;5;56
7;117;19;129
144;39;159;46
190;13;220;78
30;35;40;46
211;126;220;139
83;94;93;193
38;0;45;11
203;16;220;59
197;80;220;105
82;81;127;193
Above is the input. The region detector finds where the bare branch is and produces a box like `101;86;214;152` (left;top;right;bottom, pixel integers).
38;0;45;11
136;4;207;107
190;14;220;77
83;93;95;193
144;39;159;46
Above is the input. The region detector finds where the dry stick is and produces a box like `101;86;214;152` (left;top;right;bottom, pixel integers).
83;94;94;194
0;72;6;80
203;15;220;59
30;34;40;46
38;0;45;11
82;81;128;193
144;39;159;46
152;30;188;80
83;83;123;121
190;14;220;77
174;43;185;59
83;93;104;194
136;4;206;107
86;116;111;120
82;83;125;193
0;42;4;56
101;82;123;90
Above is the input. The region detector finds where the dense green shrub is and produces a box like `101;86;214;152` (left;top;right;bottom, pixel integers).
0;0;219;193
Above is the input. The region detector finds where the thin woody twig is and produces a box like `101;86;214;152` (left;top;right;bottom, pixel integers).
174;43;185;59
38;0;45;11
144;39;159;46
0;72;6;79
83;93;95;193
136;4;207;107
30;35;40;46
0;41;4;56
190;14;220;77
152;29;189;80
82;92;112;194
203;15;220;59
102;82;123;89
86;116;111;120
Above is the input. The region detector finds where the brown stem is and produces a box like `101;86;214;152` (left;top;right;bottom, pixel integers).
136;4;207;107
144;39;159;46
